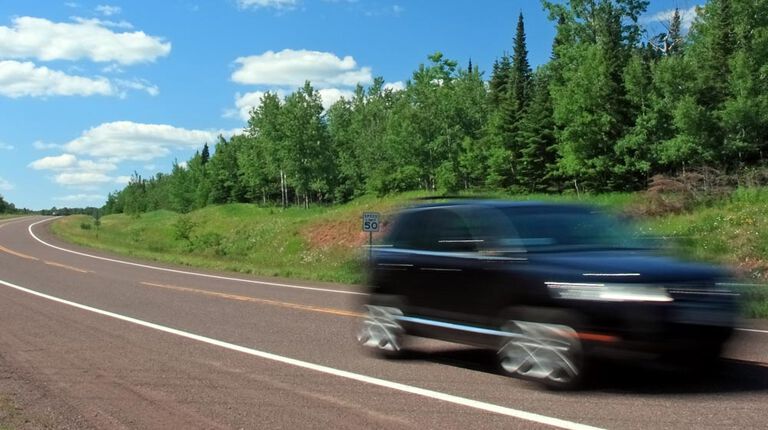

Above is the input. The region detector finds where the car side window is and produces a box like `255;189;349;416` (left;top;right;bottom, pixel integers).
386;208;477;252
428;209;477;252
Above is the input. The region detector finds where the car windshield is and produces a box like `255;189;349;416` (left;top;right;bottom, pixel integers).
499;207;643;251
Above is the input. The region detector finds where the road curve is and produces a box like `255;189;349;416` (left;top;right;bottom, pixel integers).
1;216;767;429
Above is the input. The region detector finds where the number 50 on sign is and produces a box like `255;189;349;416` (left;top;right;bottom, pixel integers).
362;212;380;232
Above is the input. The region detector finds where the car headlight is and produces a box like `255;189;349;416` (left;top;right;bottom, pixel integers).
546;282;673;303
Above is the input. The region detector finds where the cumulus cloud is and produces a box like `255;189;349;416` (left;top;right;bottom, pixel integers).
114;175;132;184
0;176;13;191
0;16;171;64
29;153;78;170
0;60;114;97
95;5;122;16
232;49;372;88
317;88;354;109
33;140;61;150
641;5;700;32
0;60;160;98
72;17;134;30
237;0;298;10
114;78;159;96
54;172;113;185
229;88;354;120
62;121;238;162
54;193;104;203
383;80;405;92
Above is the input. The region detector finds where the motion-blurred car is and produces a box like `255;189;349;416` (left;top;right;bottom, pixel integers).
357;200;739;389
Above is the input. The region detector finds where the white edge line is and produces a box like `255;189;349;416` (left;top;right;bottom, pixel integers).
22;218;768;334
27;218;365;296
0;276;602;430
736;328;768;334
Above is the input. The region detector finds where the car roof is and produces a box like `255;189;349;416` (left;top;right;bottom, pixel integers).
405;199;589;211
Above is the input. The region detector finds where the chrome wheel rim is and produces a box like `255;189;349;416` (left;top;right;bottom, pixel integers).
499;321;581;384
357;305;404;353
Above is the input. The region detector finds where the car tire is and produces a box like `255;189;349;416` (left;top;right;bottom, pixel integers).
497;307;586;390
357;305;407;359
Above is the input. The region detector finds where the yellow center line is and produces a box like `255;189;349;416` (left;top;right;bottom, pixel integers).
0;218;93;275
43;261;92;274
140;281;363;318
0;244;39;261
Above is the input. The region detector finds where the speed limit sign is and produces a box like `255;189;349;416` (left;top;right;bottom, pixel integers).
362;212;380;232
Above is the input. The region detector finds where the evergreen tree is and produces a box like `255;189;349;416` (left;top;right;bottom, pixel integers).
201;143;210;165
488;54;511;107
517;69;557;191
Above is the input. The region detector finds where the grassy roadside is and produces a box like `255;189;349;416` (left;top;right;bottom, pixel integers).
0;395;24;430
49;192;636;285
50;190;768;317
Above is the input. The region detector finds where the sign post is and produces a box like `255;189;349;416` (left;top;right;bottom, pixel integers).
362;212;380;260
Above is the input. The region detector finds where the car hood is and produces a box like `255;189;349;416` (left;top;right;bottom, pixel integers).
527;250;728;284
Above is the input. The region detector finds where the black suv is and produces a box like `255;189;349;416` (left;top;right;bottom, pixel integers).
357;200;739;389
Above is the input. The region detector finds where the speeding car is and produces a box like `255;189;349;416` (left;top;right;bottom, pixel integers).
357;200;739;389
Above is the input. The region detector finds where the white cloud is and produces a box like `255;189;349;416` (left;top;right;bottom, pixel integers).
63;121;237;162
230;88;352;120
114;175;131;184
102;63;124;73
72;17;134;30
33;140;61;150
95;5;122;16
114;78;159;96
642;5;700;32
230;90;286;121
237;0;298;10
0;61;114;98
232;49;372;88
0;177;13;191
0;142;13;150
29;153;78;170
29;153;120;187
317;88;354;110
54;193;104;203
0;16;171;65
54;172;113;185
0;61;159;98
383;80;405;92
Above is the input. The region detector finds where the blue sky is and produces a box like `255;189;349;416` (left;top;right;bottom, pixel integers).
0;0;699;210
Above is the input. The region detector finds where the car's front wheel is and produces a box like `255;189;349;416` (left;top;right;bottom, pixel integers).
356;305;406;358
497;309;585;390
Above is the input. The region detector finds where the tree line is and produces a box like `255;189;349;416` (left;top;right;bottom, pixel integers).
0;194;17;214
104;0;768;215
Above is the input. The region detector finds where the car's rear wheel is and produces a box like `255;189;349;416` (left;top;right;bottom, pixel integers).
497;309;585;390
357;305;406;358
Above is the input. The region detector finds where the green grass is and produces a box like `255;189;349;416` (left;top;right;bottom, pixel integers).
51;192;633;285
0;395;23;430
51;190;768;317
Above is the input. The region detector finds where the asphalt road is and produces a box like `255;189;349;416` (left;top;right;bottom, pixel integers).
0;216;767;429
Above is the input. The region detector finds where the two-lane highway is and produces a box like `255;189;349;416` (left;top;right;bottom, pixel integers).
1;216;767;429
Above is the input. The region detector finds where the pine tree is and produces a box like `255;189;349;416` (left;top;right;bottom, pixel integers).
667;8;683;55
501;12;533;187
517;70;557;191
201;143;210;165
488;54;511;107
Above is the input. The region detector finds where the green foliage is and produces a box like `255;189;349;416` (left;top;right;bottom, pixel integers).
0;194;17;214
100;1;768;218
172;214;195;242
